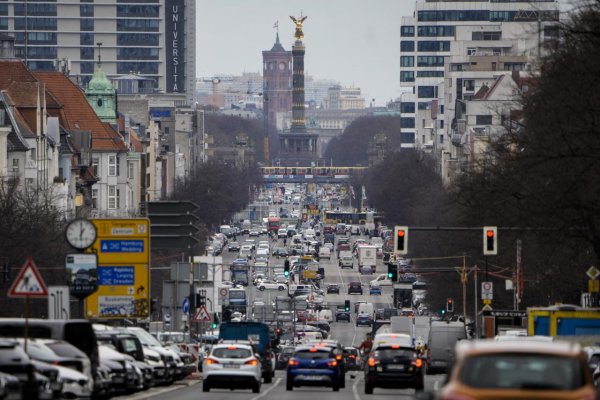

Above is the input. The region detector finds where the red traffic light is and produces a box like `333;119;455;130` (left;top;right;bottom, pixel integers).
486;230;494;238
397;230;405;237
447;299;453;303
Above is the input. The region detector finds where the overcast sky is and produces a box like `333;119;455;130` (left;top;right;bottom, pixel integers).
197;1;575;107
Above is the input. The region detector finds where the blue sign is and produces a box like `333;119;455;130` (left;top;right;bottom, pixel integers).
182;297;190;314
98;266;134;285
100;240;144;253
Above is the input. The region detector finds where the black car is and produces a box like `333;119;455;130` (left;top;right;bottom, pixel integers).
228;241;241;252
363;345;424;394
348;281;363;295
326;283;340;294
272;247;289;257
335;307;351;322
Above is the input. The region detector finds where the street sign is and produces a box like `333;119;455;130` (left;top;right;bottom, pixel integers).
182;297;190;314
587;266;600;280
481;281;493;300
8;257;48;297
48;286;70;319
219;287;229;297
193;305;211;322
589;280;599;293
85;219;150;319
147;201;200;249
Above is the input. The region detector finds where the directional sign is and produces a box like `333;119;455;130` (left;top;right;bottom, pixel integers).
193;305;211;322
48;286;70;319
8;257;48;297
86;219;150;319
147;201;200;249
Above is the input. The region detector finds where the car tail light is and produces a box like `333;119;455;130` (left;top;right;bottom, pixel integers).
288;359;299;367
335;355;342;361
413;358;423;368
348;354;356;359
205;358;219;365
245;359;258;366
367;357;377;367
327;360;338;367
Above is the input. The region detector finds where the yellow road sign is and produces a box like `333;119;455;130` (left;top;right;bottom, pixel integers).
589;279;600;293
85;219;150;319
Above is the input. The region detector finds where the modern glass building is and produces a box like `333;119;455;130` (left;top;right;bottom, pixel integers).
0;0;195;104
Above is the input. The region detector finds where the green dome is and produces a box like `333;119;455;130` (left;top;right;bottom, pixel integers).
87;66;114;93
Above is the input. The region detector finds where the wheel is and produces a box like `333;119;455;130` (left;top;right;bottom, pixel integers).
259;286;265;291
278;286;285;291
203;383;210;392
365;384;373;394
252;381;261;393
333;384;340;392
286;381;293;391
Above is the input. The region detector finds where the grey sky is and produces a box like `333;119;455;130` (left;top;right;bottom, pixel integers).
197;0;412;106
197;1;575;106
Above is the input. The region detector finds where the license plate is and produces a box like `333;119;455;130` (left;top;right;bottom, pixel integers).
300;375;322;380
224;364;240;369
386;364;405;371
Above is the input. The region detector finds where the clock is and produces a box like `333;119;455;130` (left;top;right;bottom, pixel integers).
65;218;97;250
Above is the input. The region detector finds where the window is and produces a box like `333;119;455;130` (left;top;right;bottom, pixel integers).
418;25;455;37
417;70;444;78
464;80;475;91
80;47;94;60
12;159;19;172
80;33;94;45
400;41;414;52
117;33;159;46
476;115;492;125
472;31;502;41
400;56;414;67
108;186;120;209
80;18;94;31
80;62;94;74
400;102;415;114
108;155;118;176
418;41;450;52
92;188;98;209
418;86;437;98
400;71;415;82
128;161;135;180
418;102;431;110
417;56;445;67
117;5;159;18
401;117;415;129
117;19;159;32
418;10;489;22
401;26;414;37
80;4;94;17
117;62;159;75
400;132;415;143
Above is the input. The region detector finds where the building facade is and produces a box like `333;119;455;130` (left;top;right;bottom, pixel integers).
0;0;195;105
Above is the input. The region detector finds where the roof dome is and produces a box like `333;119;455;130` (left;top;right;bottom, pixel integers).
87;66;114;93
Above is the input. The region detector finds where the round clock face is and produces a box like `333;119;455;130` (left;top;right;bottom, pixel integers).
65;218;97;250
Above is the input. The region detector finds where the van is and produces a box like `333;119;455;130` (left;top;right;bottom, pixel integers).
241;220;251;234
318;247;331;260
426;321;467;374
356;303;375;326
289;284;313;297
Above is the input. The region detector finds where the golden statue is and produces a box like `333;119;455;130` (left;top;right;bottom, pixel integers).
290;14;307;40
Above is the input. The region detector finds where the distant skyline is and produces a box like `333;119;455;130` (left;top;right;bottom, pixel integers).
197;1;575;107
197;1;412;106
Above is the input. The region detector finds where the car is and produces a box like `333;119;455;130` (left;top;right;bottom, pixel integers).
364;344;424;394
356;313;373;327
430;339;596;400
335;307;351;322
257;280;287;291
272;247;289;258
249;228;261;237
326;283;340;294
318;247;332;259
348;281;363;295
343;347;361;371
0;339;40;399
370;274;393;287
202;343;261;393
228;241;241;252
278;229;288;238
276;346;296;370
286;345;342;391
369;284;382;295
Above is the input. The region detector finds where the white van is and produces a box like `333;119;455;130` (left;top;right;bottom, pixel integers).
373;333;413;350
318;247;331;260
357;302;374;318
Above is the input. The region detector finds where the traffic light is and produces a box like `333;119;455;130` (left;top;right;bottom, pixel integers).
483;226;498;255
275;328;282;338
387;263;397;282
394;226;408;255
284;259;290;277
194;293;206;307
211;312;219;329
446;298;454;313
344;300;350;312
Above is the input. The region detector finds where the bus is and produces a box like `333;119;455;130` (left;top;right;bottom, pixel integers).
267;216;281;233
230;262;249;286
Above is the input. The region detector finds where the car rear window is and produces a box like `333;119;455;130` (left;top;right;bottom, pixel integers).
295;350;331;360
212;347;252;359
460;353;585;390
373;348;417;359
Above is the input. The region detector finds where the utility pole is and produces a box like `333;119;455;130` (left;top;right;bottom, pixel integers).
461;254;467;331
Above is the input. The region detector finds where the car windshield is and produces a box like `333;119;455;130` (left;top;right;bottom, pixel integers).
459;353;585;390
229;291;246;299
212;347;252;359
295;350;331;360
129;328;162;346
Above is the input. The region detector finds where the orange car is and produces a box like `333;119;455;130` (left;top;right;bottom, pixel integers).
429;339;597;400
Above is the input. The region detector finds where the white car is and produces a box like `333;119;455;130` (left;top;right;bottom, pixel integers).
258;280;287;291
370;273;393;286
203;343;261;393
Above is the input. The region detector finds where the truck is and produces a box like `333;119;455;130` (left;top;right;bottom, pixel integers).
393;281;413;309
218;321;275;383
357;245;377;273
527;305;600;341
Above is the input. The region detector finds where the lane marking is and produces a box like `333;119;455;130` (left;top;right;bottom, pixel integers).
352;374;363;400
433;379;440;391
251;377;281;400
